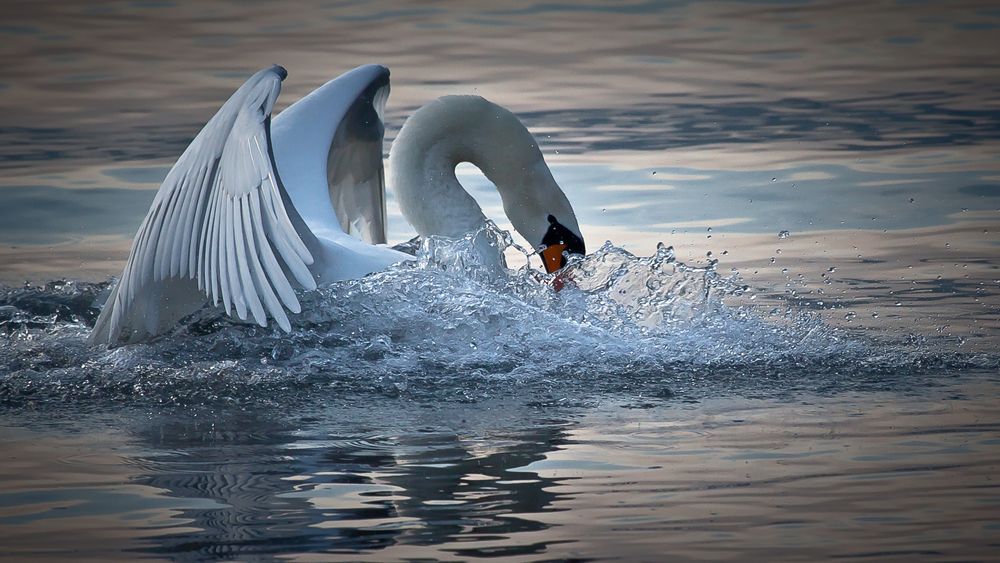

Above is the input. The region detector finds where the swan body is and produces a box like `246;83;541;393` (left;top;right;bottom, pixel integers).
90;64;585;347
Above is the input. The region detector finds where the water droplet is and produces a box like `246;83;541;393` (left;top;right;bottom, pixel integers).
651;171;657;176
771;177;777;182
722;250;729;255
909;198;915;203
769;257;776;264
844;312;856;321
871;312;879;319
778;230;790;239
827;266;836;273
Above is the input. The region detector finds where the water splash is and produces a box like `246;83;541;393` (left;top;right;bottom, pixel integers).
0;223;994;409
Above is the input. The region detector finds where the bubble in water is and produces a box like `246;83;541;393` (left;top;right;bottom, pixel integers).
778;230;791;239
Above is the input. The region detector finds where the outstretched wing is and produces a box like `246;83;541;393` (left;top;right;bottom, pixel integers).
90;65;316;346
271;64;391;245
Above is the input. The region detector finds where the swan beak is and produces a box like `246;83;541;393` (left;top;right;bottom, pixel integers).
540;214;585;274
541;243;568;273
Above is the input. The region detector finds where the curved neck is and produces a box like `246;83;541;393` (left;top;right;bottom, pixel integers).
388;96;578;247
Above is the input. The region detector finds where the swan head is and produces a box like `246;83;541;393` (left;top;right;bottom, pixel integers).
540;214;586;273
390;95;586;273
487;139;586;273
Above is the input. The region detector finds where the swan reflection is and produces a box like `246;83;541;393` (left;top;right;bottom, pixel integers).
130;406;573;558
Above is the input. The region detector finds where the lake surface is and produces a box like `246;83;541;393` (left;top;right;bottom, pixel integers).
2;0;999;560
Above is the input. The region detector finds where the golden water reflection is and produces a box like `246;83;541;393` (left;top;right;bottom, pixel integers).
3;379;998;560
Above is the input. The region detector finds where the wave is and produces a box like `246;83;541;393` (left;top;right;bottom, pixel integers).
1;223;995;410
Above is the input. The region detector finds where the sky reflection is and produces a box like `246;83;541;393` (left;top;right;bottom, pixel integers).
0;0;997;336
3;384;1000;560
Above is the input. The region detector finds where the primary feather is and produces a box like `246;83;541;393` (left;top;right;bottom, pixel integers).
90;65;314;345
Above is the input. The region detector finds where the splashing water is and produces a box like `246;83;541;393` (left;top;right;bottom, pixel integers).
0;223;994;410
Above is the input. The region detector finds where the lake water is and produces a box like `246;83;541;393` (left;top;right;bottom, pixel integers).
2;0;999;560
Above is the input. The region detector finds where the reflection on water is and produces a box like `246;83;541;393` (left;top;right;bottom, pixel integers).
1;0;1000;560
3;382;1000;560
133;410;569;559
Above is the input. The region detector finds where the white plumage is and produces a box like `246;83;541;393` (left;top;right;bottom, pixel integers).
91;64;584;347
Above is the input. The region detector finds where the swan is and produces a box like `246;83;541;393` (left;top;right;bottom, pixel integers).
90;64;586;347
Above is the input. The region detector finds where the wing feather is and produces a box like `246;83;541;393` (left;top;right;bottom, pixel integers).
232;195;261;323
171;163;201;278
240;195;285;329
90;66;314;346
260;178;315;291
185;162;211;278
248;189;297;314
223;196;241;317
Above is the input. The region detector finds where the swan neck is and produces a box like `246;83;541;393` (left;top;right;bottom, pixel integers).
390;96;577;247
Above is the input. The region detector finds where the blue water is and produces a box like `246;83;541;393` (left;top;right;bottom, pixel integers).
1;0;999;560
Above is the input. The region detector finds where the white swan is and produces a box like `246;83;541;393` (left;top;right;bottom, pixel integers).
90;64;586;347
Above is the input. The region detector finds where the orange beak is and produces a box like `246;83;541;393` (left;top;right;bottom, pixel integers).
541;243;568;274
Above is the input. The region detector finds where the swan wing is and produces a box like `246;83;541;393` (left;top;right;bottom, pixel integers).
271;64;391;245
90;65;315;346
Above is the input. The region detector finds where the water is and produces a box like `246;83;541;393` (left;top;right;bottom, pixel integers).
2;0;1000;560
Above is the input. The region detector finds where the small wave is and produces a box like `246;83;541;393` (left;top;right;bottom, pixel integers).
1;223;995;409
